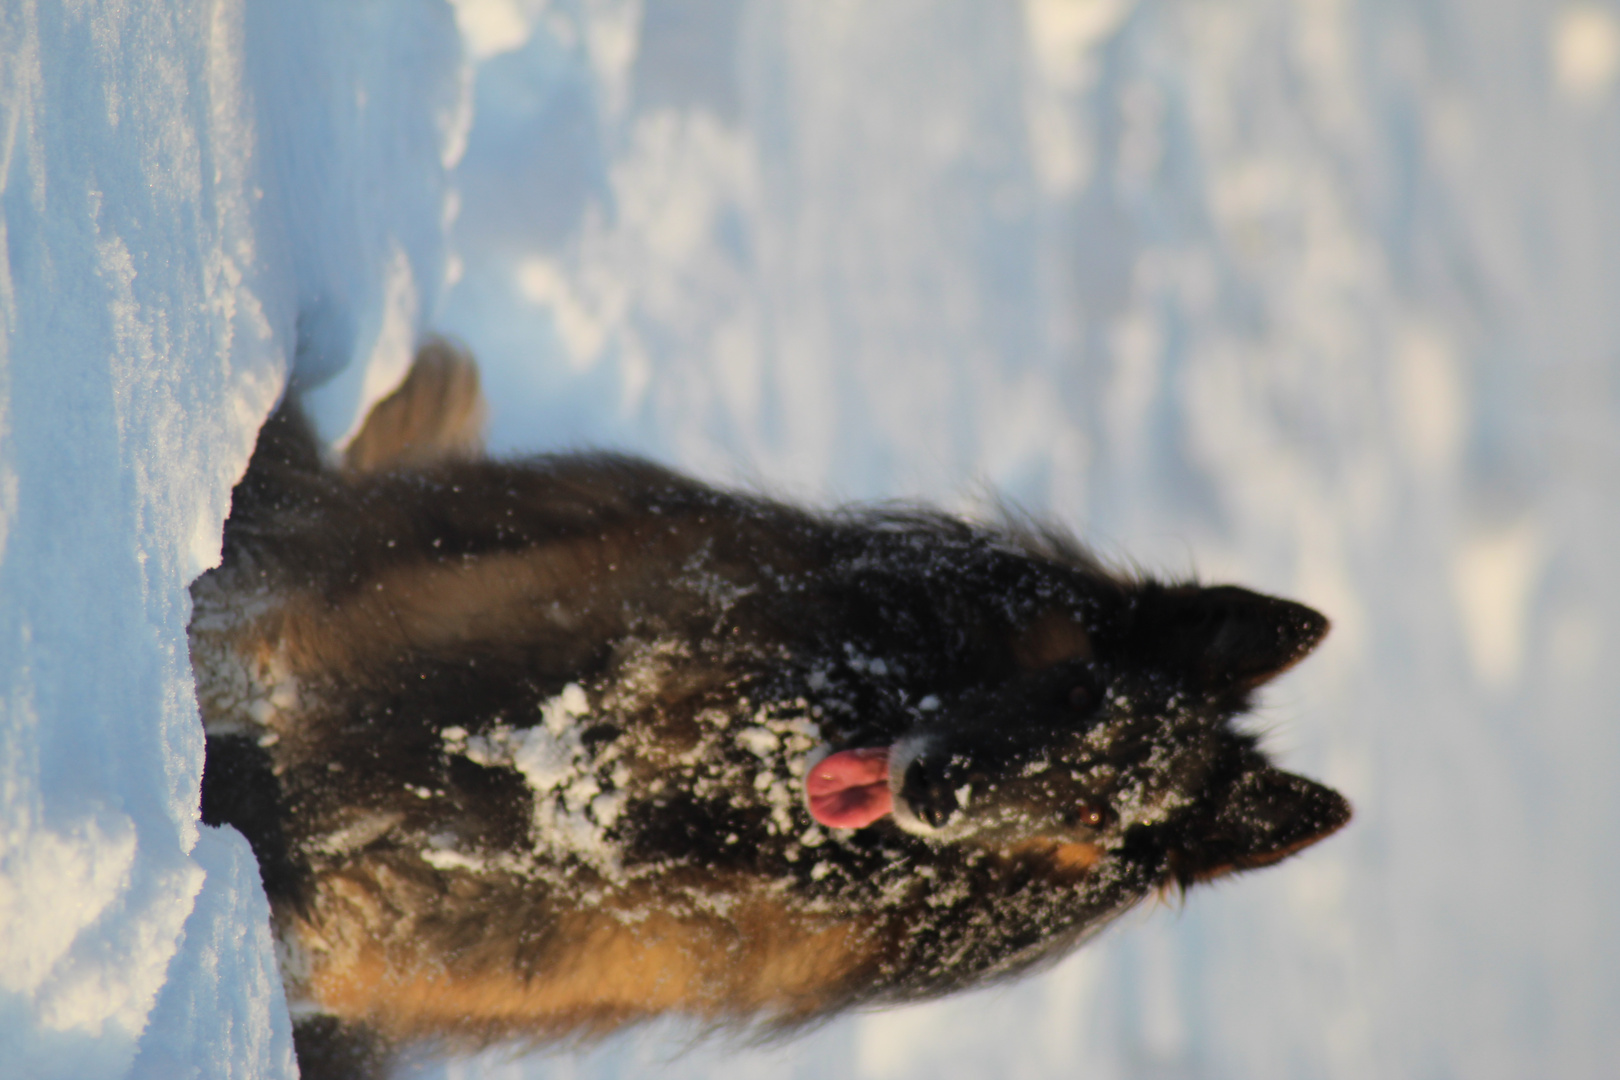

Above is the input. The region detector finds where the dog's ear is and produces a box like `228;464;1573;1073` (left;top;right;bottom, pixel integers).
1150;586;1329;692
1171;763;1351;885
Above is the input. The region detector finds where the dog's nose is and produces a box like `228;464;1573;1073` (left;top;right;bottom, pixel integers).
901;757;961;829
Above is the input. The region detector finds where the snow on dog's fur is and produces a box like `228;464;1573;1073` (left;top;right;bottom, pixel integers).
194;341;1350;1079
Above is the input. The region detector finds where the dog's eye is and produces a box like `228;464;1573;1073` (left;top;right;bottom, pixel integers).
1064;803;1109;830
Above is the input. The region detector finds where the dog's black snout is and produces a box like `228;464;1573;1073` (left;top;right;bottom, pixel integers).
903;757;961;829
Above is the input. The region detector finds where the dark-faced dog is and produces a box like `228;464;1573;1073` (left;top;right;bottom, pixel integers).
192;342;1350;1079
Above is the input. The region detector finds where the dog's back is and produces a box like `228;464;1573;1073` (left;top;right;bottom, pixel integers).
195;342;1349;1079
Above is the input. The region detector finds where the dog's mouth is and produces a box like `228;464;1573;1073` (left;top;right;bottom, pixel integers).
805;747;893;828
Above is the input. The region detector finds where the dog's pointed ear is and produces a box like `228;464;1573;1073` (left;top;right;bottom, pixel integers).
1172;764;1351;885
1166;586;1330;692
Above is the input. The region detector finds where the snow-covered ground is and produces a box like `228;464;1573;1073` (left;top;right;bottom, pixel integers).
5;1;1620;1078
0;3;461;1077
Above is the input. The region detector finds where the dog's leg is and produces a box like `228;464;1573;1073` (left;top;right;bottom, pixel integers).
199;733;305;908
343;337;486;473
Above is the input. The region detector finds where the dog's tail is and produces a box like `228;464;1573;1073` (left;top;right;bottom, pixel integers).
343;337;486;474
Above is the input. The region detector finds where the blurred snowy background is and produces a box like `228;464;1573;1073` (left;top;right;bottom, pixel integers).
3;0;1618;1078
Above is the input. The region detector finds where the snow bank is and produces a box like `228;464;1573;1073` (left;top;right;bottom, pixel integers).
0;1;463;1075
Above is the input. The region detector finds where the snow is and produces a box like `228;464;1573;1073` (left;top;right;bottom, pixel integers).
1;2;461;1076
4;0;1620;1078
451;681;633;871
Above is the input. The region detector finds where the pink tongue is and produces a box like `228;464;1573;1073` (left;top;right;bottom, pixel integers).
806;748;893;829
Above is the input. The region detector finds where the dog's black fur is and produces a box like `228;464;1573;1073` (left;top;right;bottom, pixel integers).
193;342;1349;1079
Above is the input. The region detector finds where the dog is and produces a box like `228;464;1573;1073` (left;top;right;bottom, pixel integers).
192;341;1350;1079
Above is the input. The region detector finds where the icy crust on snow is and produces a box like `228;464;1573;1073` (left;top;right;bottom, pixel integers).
0;2;463;1077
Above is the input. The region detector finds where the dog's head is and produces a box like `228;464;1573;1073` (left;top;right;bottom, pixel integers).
805;582;1350;885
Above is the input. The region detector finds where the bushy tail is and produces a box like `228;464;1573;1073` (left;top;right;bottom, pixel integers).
343;337;486;473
